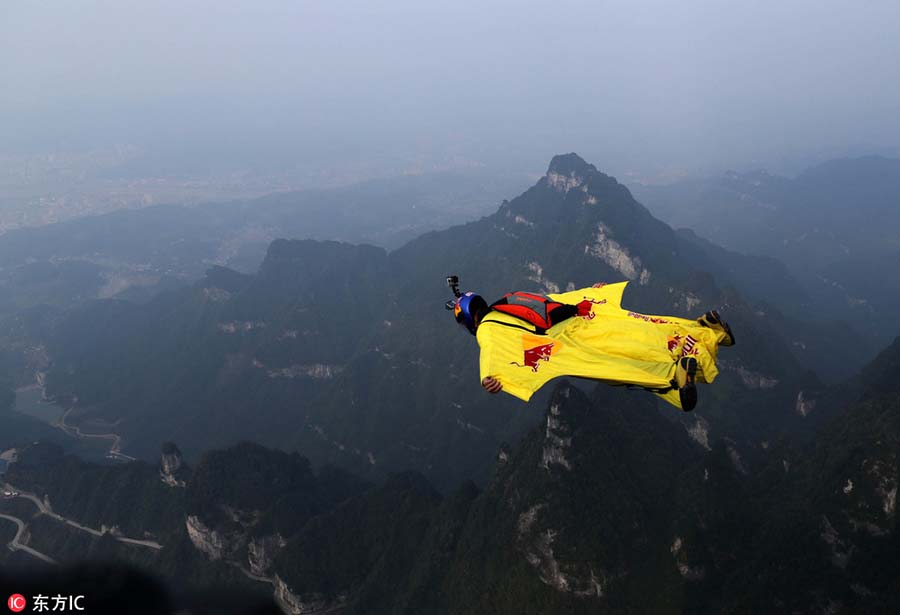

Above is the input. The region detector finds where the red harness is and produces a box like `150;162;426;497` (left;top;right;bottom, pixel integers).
490;292;570;332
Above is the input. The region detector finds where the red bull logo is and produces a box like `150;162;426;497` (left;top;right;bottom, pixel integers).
682;335;700;356
511;342;555;372
666;333;700;356
576;298;606;320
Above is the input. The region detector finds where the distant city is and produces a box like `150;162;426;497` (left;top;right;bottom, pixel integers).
0;144;498;233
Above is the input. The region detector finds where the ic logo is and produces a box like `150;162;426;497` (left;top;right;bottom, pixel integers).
7;594;26;613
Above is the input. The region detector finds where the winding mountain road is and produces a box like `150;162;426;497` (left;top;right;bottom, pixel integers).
14;384;134;462
4;388;158;561
57;407;136;462
0;512;57;564
3;482;162;550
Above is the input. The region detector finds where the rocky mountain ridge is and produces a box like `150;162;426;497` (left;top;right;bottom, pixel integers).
24;154;871;491
6;333;900;613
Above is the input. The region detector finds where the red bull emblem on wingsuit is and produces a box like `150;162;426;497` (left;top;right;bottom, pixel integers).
667;334;683;351
511;342;556;372
576;298;607;320
667;333;700;355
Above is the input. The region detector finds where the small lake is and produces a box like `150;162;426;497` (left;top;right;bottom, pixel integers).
13;387;63;425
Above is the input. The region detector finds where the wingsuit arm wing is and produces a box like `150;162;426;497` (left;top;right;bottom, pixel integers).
478;322;544;402
476;283;631;403
546;281;627;312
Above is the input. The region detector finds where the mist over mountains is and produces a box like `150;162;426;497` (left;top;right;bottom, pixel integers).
0;169;528;314
2;153;900;614
7;154;851;483
634;156;900;345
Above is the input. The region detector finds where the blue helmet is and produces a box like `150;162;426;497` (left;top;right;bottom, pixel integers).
453;291;488;335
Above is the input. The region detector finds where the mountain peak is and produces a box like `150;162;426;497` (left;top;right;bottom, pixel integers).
547;152;596;177
544;153;602;194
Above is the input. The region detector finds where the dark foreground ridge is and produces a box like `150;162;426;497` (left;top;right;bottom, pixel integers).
5;331;900;614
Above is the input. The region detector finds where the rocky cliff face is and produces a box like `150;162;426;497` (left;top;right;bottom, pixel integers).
476;382;707;609
248;533;286;577
181;441;369;603
185;514;239;561
790;386;900;608
159;442;185;487
435;370;900;614
274;575;347;615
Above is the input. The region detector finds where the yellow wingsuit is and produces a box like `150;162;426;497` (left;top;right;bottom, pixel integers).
476;282;731;410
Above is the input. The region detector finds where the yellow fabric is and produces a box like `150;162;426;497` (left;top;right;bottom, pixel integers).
476;282;730;409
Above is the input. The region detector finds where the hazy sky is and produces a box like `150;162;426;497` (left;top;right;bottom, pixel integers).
3;1;900;179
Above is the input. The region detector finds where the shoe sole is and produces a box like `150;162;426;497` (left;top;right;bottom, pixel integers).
678;357;698;412
721;322;735;346
699;310;735;347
